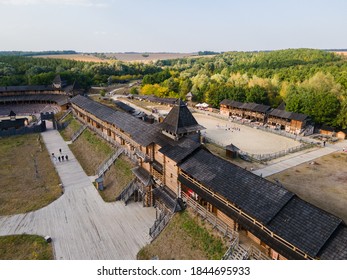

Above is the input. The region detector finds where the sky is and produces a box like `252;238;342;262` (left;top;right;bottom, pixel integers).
0;0;346;53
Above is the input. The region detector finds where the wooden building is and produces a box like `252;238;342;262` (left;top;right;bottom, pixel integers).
220;99;271;124
0;76;79;111
221;99;310;132
220;99;244;117
70;95;347;260
336;130;346;140
268;109;309;134
225;144;240;158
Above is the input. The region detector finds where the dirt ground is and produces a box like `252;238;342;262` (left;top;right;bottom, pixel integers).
0;134;61;215
204;142;264;170
120;98;301;155
194;113;300;154
268;152;347;223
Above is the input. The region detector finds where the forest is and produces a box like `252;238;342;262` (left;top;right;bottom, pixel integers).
0;49;346;128
142;49;347;129
0;56;161;89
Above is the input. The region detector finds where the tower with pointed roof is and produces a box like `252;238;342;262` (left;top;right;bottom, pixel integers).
159;99;205;141
52;75;63;89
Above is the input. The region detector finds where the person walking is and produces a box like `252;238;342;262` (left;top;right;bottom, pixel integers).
65;155;69;161
58;156;61;162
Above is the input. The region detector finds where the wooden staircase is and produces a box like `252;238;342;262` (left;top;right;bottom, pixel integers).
116;178;139;205
149;209;173;240
58;109;72;122
96;148;124;178
71;124;87;142
227;244;250;260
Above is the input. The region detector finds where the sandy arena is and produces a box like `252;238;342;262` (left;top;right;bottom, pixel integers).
116;98;301;155
193;113;301;155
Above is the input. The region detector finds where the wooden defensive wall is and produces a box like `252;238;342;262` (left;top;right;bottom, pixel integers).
70;95;347;260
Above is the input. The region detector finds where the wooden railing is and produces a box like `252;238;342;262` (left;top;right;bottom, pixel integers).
149;209;172;240
117;178;139;204
96;148;124;178
71;124;87;142
181;192;237;241
179;171;314;260
58;109;72;122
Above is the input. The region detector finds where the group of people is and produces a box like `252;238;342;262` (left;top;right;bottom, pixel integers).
216;124;241;132
52;148;69;163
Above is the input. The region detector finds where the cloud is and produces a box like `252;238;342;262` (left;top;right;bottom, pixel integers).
0;0;108;7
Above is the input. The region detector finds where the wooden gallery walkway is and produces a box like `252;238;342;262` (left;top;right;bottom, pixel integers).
0;126;156;260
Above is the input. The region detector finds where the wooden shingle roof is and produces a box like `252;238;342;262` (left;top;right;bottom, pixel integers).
179;148;346;258
179;149;294;224
318;225;347;259
71;95;159;146
268;197;341;257
220;99;244;108
241;102;271;113
113;100;135;113
0;94;69;106
158;137;201;163
0;85;54;93
269;109;308;121
159;99;205;135
132;166;153;187
220;99;271;113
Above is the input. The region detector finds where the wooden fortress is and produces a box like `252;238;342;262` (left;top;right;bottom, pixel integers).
71;95;347;260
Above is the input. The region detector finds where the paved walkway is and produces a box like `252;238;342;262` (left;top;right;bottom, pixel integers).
253;141;347;177
0;125;155;260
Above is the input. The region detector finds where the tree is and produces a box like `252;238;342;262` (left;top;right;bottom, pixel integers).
246;86;269;104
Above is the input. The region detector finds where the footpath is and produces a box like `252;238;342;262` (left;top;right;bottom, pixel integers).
253;140;347;177
0;123;155;259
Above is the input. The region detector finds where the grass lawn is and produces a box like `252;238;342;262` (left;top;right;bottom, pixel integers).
268;152;347;223
137;210;228;260
69;129;114;176
59;114;82;141
68;127;134;201
0;235;54;260
0;134;61;215
101;155;135;202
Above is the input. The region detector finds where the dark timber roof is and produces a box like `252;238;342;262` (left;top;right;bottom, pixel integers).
269;109;308;121
52;75;62;85
179;148;346;258
113;100;135;113
0;85;55;93
220;99;244;108
318;225;347;259
0;94;69;106
241;102;271;113
220;99;271;113
71;95;159;146
152;186;182;213
179;149;294;224
158;137;201;163
132;166;153;187
267;197;341;257
225;144;240;152
159;99;205;135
